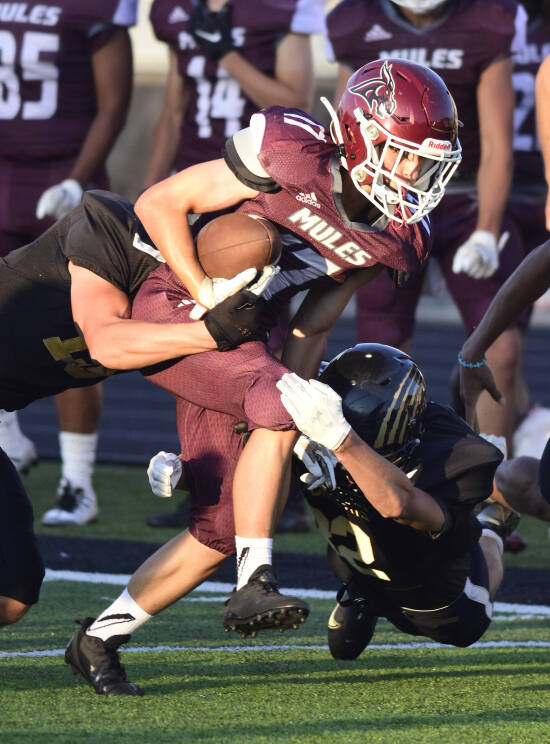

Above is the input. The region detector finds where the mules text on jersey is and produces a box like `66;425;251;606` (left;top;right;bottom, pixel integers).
288;207;372;266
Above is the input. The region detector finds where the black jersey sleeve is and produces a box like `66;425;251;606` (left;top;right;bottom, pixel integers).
61;191;160;297
415;403;503;554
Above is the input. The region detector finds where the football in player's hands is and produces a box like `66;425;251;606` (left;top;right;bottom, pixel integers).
196;213;282;279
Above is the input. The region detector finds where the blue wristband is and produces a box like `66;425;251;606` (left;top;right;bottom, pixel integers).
458;351;486;369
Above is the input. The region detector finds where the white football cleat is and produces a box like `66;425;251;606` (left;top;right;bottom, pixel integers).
41;478;98;525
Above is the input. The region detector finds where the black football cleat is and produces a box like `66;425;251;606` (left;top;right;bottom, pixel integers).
327;588;377;660
477;502;521;541
65;617;143;696
223;565;309;638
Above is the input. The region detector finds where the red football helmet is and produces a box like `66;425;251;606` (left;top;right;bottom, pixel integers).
323;58;461;225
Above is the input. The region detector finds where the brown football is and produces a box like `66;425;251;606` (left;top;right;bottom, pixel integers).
196;213;282;279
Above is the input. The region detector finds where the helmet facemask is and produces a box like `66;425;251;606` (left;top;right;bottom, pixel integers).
349;108;461;225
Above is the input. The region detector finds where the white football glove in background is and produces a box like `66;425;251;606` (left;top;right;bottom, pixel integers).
35;179;83;221
147;451;183;498
479;433;508;459
276;373;351;451
452;230;509;279
293;434;338;491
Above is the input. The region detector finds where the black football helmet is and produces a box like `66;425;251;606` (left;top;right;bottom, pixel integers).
319;343;427;470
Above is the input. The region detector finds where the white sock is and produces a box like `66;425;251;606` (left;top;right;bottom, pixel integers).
481;528;504;557
59;431;97;490
86;588;152;641
235;536;272;589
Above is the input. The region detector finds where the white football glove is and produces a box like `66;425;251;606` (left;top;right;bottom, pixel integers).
293;434;338;491
452;230;509;279
35;179;83;221
192;265;280;319
276;373;352;451
147;451;183;498
479;433;508;459
246;264;280;297
198;267;258;310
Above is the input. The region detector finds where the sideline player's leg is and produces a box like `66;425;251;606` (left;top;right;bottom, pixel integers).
0;448;45;626
42;386;102;526
0;410;37;474
65;530;228;696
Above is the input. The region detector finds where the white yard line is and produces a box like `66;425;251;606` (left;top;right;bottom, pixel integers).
43;568;550;616
3;639;550;660
3;567;549;661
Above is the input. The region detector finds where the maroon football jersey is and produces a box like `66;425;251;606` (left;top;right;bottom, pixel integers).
0;0;137;160
326;0;527;181
219;105;431;321
511;14;550;194
150;0;324;170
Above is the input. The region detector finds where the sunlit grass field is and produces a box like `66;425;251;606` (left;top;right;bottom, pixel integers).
1;461;549;744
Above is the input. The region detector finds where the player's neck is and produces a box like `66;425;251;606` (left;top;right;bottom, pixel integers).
341;171;380;223
395;5;448;29
206;0;229;11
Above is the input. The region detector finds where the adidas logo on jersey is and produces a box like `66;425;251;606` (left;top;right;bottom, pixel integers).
364;24;392;42
169;6;189;23
296;192;320;208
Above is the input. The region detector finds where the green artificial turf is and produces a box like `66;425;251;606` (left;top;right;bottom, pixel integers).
2;578;550;744
24;459;327;553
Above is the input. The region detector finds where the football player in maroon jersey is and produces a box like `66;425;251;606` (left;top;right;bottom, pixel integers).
61;59;464;697
142;0;325;531
0;0;136;527
326;0;528;456
540;53;550;232
507;1;550;254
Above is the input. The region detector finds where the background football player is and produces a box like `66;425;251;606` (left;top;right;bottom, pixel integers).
458;238;550;520
0;0;136;527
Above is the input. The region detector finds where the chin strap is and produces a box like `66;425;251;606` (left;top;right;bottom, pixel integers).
320;96;347;170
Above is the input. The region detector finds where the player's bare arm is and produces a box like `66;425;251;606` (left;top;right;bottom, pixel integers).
334;430;445;533
536;55;550;230
134;159;259;301
459;240;550;422
474;56;514;237
69;263;217;369
220;33;314;112
282;266;383;378
276;371;445;533
142;51;188;190
67;28;133;188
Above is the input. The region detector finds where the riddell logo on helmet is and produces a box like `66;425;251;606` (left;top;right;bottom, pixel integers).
423;139;452;152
